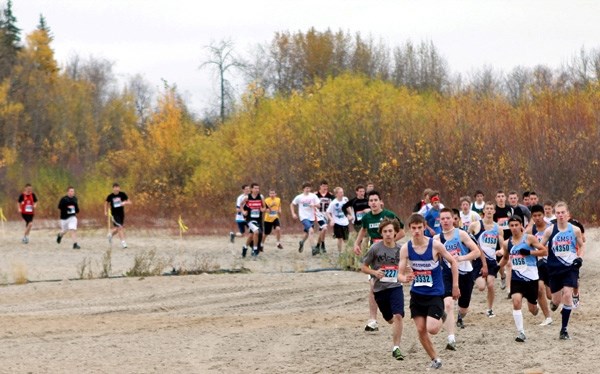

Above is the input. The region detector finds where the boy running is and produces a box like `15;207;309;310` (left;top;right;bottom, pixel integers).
290;182;320;254
326;187;349;252
57;186;81;249
105;183;131;248
263;189;283;249
17;183;38;244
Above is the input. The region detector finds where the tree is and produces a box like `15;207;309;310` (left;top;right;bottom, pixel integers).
0;0;21;80
199;39;245;124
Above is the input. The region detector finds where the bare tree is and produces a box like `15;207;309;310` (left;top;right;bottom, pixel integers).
199;39;245;123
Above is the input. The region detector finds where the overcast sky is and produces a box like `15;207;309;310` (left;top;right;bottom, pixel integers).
11;0;600;115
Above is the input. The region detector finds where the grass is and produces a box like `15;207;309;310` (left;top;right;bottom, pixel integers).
12;262;29;284
125;249;172;277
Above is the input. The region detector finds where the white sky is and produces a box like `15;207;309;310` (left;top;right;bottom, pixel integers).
11;0;600;115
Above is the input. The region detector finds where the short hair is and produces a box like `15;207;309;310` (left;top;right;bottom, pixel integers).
319;180;328;186
522;191;530;198
112;183;120;188
508;190;518;196
241;184;249;190
333;186;343;194
555;201;569;211
485;201;496;208
355;185;365;191
302;182;312;189
440;207;454;216
367;190;381;200
67;186;74;191
508;215;523;225
423;188;434;198
429;190;440;198
24;183;32;188
378;217;400;234
269;188;276;193
496;190;505;195
529;191;537;197
530;204;544;214
250;182;259;188
474;190;484;197
543;200;554;207
460;196;472;204
407;213;426;226
452;208;460;217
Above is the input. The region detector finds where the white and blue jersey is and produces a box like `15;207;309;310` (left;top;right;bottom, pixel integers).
531;224;548;259
474;220;500;262
408;238;444;296
547;223;578;273
440;229;473;274
508;236;539;281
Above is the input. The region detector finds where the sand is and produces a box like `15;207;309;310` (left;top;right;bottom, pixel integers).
0;221;599;373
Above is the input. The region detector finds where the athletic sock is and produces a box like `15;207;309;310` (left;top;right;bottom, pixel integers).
448;334;455;343
457;312;463;321
561;305;572;331
392;345;399;352
513;310;524;332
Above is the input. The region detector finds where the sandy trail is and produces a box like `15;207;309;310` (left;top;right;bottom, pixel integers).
1;223;599;373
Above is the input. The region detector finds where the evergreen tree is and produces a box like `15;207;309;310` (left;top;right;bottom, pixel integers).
0;0;21;80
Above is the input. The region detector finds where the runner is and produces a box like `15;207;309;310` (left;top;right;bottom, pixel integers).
263;189;283;249
397;213;459;369
498;216;547;342
360;218;406;360
471;190;485;217
493;190;514;292
17;183;38;244
435;208;480;350
525;204;553;326
413;188;433;212
458;196;480;231
469;202;504;318
57;186;81;249
541;202;585;340
422;193;442;238
290;182;320;254
522;191;531;208
508;190;529;226
234;185;250;241
353;190;405;333
105;183;131;248
326;187;349;253
240;183;266;258
315;180;334;254
342;185;370;233
543;200;556;225
528;191;539;207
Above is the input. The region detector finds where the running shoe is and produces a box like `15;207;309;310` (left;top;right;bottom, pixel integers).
56;233;63;244
456;318;465;329
242;245;248;258
539;317;553;326
311;246;319;256
277;243;283;249
515;331;526;342
320;242;327;254
107;233;113;244
572;294;580;309
364;320;379;332
392;347;405;360
251;248;259;257
550;301;559;312
73;243;81;249
430;358;442;369
445;341;457;351
559;329;570;340
22;237;28;244
121;241;128;249
229;231;235;243
506;291;512;299
487;309;496;318
298;240;304;253
500;277;506;290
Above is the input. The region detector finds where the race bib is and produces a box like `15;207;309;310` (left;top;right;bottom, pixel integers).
511;256;527;272
380;265;398;283
269;210;278;217
250;209;260;218
413;270;433;287
67;205;76;214
113;197;122;208
434;218;440;228
498;217;509;228
25;205;33;213
356;211;365;221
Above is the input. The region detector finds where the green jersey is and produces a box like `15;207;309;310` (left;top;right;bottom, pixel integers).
361;209;403;242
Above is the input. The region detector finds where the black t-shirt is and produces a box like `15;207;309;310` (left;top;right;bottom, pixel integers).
493;205;514;238
316;192;335;213
244;194;264;223
343;197;369;223
58;196;79;220
106;192;129;216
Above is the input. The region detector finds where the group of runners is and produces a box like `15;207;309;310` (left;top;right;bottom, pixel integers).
16;183;131;249
234;184;586;369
